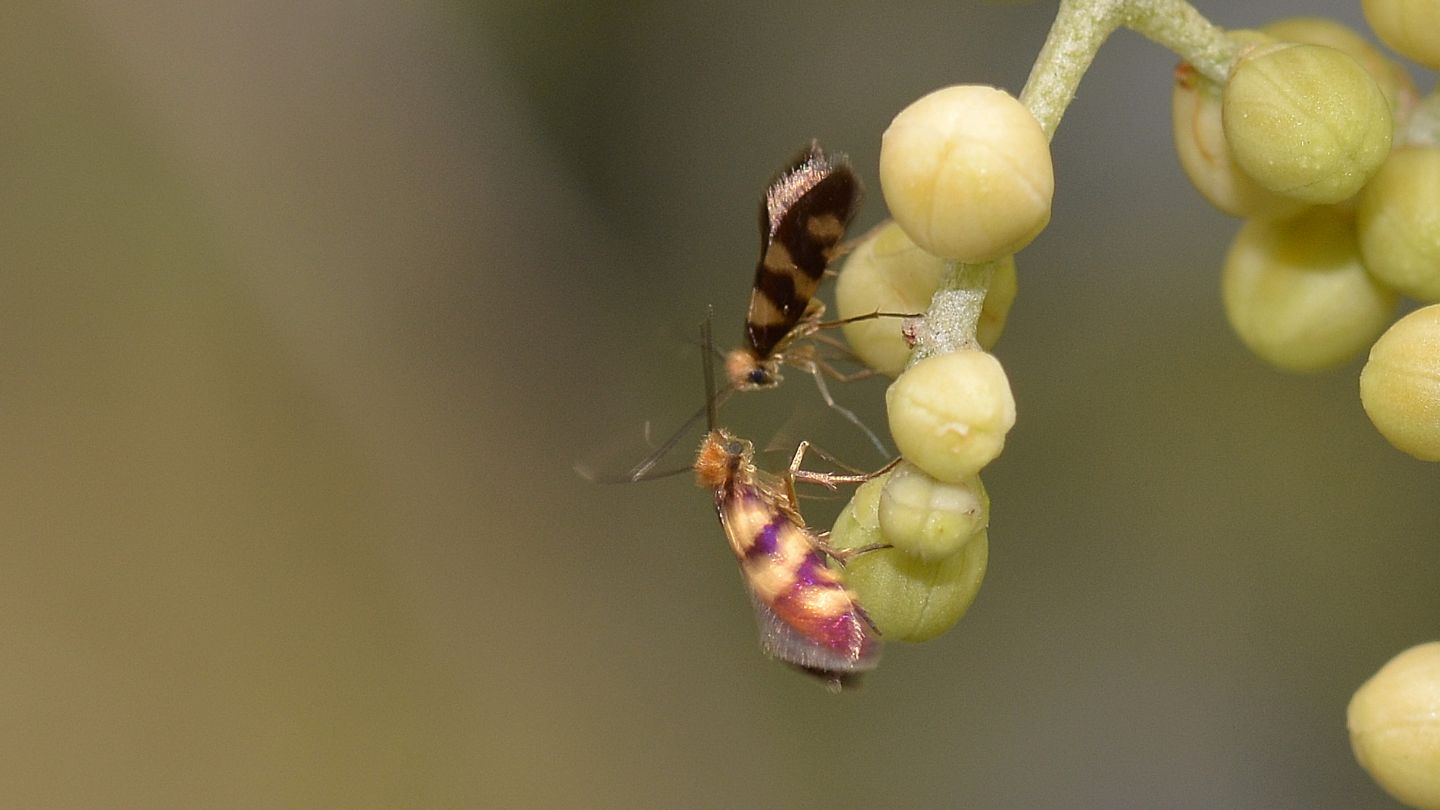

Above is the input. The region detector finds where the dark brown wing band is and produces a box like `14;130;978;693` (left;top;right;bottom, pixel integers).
743;143;860;359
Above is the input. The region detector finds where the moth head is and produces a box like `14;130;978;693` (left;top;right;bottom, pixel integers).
725;349;783;391
694;428;752;488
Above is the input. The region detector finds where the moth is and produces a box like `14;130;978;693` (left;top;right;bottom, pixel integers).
694;428;886;690
726;140;860;389
694;320;892;690
723;141;902;451
585;144;899;484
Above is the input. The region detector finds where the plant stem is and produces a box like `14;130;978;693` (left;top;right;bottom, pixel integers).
1022;0;1235;140
908;262;996;365
1020;0;1124;141
1121;0;1235;81
911;0;1234;363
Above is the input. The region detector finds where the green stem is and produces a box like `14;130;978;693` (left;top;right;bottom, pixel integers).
1119;0;1235;84
912;0;1234;364
907;262;996;365
1019;0;1124;140
1021;0;1235;140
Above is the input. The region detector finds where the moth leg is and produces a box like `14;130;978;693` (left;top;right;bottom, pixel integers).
800;335;886;384
799;363;890;457
826;542;892;565
789;439;867;476
787;439;900;497
809;529;891;565
813;309;921;331
793;309;916;341
811;353;880;385
805;331;864;359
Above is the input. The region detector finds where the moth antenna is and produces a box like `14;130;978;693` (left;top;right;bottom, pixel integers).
702;308;718;433
668;326;728;362
627;386;732;481
573;458;692;484
607;396;719;483
575;358;737;484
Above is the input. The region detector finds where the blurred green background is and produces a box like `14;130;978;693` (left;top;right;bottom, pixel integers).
2;1;1436;807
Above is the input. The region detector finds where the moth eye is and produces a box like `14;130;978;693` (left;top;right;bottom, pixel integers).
748;369;770;385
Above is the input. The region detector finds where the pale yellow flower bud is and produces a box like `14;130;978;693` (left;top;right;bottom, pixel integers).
827;471;889;553
880;85;1053;262
1348;641;1440;809
1262;16;1418;118
1223;43;1392;204
836;222;1017;376
886;350;1015;482
1363;0;1440;71
1357;147;1440;303
878;462;988;561
1222;207;1397;372
1172;32;1304;219
828;474;989;642
1360;304;1440;461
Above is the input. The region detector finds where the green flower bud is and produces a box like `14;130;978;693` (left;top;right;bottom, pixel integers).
1172;33;1306;219
846;534;988;643
1362;0;1440;71
1223;43;1392;204
830;475;988;642
1359;304;1440;461
1222;206;1397;372
1262;16;1419;118
836;222;1016;376
1348;641;1440;809
836;224;938;377
1357;147;1440;303
880;85;1053;262
886;350;1015;482
828;471;890;552
877;462;988;560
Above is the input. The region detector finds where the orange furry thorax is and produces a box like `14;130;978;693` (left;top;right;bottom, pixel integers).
694;430;748;489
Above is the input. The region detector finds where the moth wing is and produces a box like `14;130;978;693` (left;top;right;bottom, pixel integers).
746;589;880;692
574;386;735;483
745;143;861;359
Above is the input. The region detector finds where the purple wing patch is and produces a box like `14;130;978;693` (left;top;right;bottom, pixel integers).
748;590;881;691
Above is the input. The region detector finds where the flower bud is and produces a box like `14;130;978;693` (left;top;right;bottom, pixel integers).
1359;304;1440;461
1362;0;1440;71
1357;147;1440;303
829;475;988;642
836;222;1016;375
1262;16;1418;118
880;85;1053;262
878;462;987;560
886;350;1015;482
828;470;890;552
1222;206;1397;372
1223;43;1392;204
976;255;1018;351
1172;33;1305;219
1348;641;1440;809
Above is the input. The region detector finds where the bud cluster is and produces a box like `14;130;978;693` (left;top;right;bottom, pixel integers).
1171;16;1440;464
815;10;1439;799
825;84;1048;640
